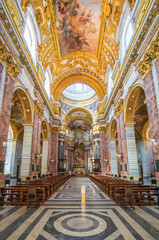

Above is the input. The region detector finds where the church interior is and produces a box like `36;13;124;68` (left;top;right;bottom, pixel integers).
0;0;159;239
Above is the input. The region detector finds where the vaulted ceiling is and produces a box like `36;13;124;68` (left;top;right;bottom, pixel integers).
21;0;132;102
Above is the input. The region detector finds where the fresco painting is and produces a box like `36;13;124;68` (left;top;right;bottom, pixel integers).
74;145;85;167
68;119;90;132
55;0;102;55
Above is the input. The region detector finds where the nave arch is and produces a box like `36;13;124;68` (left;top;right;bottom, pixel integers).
5;87;33;178
51;74;106;102
124;85;155;178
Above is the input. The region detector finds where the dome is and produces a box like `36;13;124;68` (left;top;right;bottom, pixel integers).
61;83;97;106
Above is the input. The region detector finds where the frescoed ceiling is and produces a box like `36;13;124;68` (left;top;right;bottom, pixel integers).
21;0;128;106
55;0;102;56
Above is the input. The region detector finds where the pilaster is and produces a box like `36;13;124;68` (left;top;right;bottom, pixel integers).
125;123;139;177
110;140;118;174
41;139;49;175
20;124;33;179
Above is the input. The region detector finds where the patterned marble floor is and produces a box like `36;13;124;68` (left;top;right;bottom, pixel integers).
0;177;159;240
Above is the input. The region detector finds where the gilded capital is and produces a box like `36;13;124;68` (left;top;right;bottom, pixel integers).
0;41;11;63
7;56;21;79
99;126;106;134
49;123;59;134
34;100;44;118
114;99;123;117
137;32;159;75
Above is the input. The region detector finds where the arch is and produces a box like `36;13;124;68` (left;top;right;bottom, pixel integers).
124;84;146;123
64;107;94;123
51;74;106;102
13;87;33;123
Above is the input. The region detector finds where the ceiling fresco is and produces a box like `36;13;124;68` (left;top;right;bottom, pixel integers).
68;119;90;132
55;0;102;56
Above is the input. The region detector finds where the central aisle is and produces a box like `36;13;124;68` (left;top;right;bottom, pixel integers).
0;177;159;240
44;177;116;207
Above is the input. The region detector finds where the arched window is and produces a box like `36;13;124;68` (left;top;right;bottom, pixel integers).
44;66;52;98
22;5;41;65
125;20;134;49
105;64;113;98
23;17;36;62
116;1;134;64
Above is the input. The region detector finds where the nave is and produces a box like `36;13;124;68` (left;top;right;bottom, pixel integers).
0;177;159;240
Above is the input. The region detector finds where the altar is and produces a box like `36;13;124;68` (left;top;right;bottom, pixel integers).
72;168;85;175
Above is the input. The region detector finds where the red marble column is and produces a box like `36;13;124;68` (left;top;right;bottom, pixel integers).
68;149;74;171
0;71;14;181
100;132;107;174
0;63;2;85
48;131;58;175
155;59;159;85
143;70;159;180
30;111;42;177
84;150;88;172
116;111;128;176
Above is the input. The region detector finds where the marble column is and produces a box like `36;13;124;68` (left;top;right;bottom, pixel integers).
4;139;13;175
30;112;42;176
0;61;6;113
136;140;154;178
84;150;88;172
41;139;48;175
110;139;118;174
100;132;107;174
20;124;33;179
125;123;139;177
8;139;17;177
116;111;128;176
48;131;58;175
0;72;14;184
152;59;159;112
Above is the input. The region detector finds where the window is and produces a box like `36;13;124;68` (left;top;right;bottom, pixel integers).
23;17;36;63
22;4;41;65
44;67;52;98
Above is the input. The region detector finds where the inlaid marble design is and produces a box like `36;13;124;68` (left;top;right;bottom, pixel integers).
0;177;159;240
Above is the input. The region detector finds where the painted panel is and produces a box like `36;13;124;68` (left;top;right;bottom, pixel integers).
55;0;102;55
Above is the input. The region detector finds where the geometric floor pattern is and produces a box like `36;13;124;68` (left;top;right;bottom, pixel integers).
0;177;159;240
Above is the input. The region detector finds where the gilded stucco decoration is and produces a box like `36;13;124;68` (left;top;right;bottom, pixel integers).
49;123;59;134
114;99;123;117
20;0;125;104
128;0;136;10
52;75;106;102
0;39;21;79
34;100;44;118
99;125;106;134
137;31;159;76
